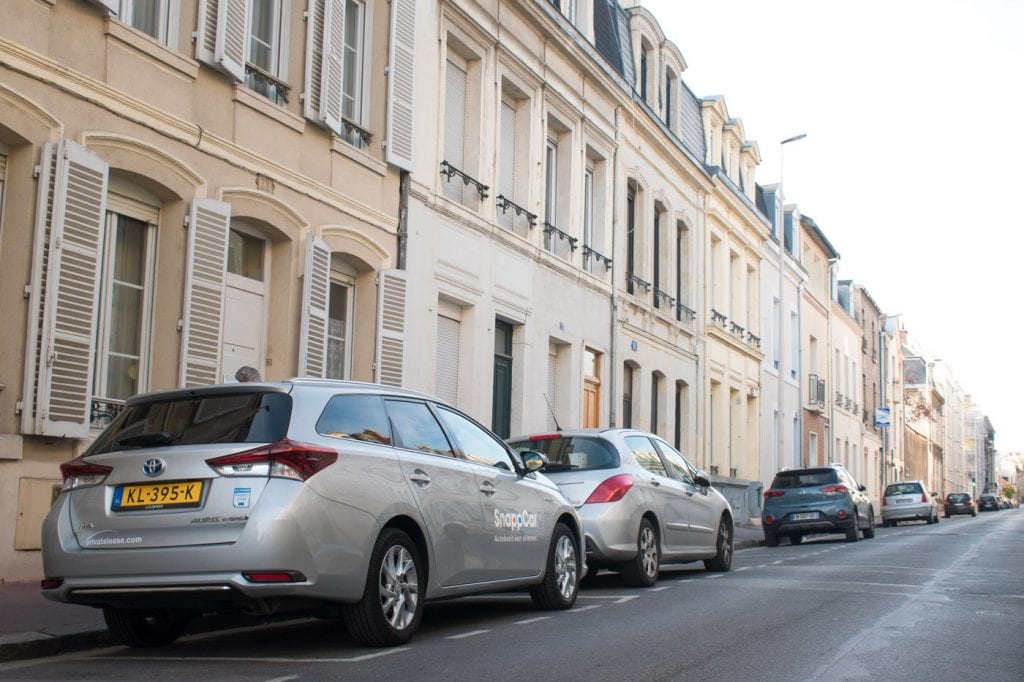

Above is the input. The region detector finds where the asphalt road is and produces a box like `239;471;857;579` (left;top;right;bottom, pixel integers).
3;510;1022;681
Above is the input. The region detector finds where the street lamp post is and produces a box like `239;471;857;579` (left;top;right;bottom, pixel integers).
778;133;806;470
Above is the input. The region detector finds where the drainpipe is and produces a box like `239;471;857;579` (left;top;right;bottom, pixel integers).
608;106;622;428
826;257;838;462
797;279;805;466
396;170;410;270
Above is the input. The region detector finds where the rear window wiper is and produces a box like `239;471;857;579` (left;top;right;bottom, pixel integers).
541;462;579;472
117;431;173;448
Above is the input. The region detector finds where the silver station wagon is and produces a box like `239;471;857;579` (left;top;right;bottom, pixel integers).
41;380;584;647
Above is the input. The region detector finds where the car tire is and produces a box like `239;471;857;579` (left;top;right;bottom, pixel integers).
862;510;875;539
845;522;859;542
764;531;779;547
789;534;803;545
703;517;733;572
620;518;660;586
102;607;191;647
530;522;580;610
971;511;977;517
344;527;423;647
888;520;898;528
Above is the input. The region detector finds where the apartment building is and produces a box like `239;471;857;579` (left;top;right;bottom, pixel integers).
800;214;838;468
831;281;864;482
901;333;945;495
853;285;882;501
0;0;411;581
881;314;906;483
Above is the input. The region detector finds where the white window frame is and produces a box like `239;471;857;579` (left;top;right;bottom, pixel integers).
341;0;368;125
582;165;594;272
327;270;356;380
247;0;291;100
544;137;557;252
94;188;159;402
115;0;181;46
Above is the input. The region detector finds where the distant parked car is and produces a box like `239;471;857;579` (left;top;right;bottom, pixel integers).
507;429;734;586
762;464;875;546
881;480;940;526
998;498;1012;509
944;492;976;518
978;493;1001;512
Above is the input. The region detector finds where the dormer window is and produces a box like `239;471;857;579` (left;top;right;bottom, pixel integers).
639;46;649;101
664;71;673;128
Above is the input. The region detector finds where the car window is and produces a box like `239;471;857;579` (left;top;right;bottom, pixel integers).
506;436;618;471
437;407;515;470
624;435;668;477
384;400;454;457
316;394;392;444
770;469;838;488
885;482;923;496
651;439;695;485
947;493;970;503
86;392;292;455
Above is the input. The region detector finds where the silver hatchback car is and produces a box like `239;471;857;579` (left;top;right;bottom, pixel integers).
881;480;940;526
42;380;584;647
508;429;734;586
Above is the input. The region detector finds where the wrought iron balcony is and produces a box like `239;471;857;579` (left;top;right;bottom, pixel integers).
747;331;761;349
90;397;125;430
582;245;612;270
677;302;697;322
730;321;745;337
542;221;578;250
654;288;675;310
440;161;489;199
626;272;651;295
495;194;537;228
710;309;727;326
245;63;290;105
342;116;372;148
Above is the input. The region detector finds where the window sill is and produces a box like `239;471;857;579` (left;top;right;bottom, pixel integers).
330;136;386;177
104;18;198;81
232;85;305;133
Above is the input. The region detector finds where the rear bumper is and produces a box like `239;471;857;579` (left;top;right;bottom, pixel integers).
881;503;932;522
762;505;856;536
578;502;643;564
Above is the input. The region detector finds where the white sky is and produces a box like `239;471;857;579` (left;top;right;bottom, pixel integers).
640;0;1024;453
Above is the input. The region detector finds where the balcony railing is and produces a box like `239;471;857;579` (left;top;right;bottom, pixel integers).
746;331;761;349
542;221;578;251
654;288;675;310
342;116;372;149
90;397;125;430
626;272;651;295
730;321;745;337
582;245;612;270
710;309;727;326
677;302;697;322
495;194;537;229
440;161;489;199
246;63;290;105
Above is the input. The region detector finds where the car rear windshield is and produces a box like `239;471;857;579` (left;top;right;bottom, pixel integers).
86;392;292;455
947;493;970;502
507;435;619;472
885;482;923;496
770;469;839;489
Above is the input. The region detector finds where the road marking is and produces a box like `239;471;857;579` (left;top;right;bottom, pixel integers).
734;567;750;572
514;616;551;625
103;648;413;664
264;676;299;682
650;585;672;591
579;594;637;600
706;574;725;579
446;630;491;640
614;595;639;604
772;560;785;565
570;604;603;612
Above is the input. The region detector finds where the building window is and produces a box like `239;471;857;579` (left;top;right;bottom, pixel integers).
116;0;179;45
492;320;513;438
622;362;634;429
341;0;368;140
664;70;673;128
582;166;594;270
639;43;649;102
772;297;780;370
626;184;637;294
227;229;266;281
790;312;799;380
247;0;289;104
443;55;469;203
650;372;661;435
583;348;601;428
94;190;158;401
544;137;557;252
326;277;354;380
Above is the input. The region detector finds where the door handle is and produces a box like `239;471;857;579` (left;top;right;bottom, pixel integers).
479;481;496;497
409;470;430;486
650;479;661;487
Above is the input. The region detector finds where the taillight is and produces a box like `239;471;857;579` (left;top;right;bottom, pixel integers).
242;571;306;583
820;484;849;494
921;493;928;503
59;456;112;492
882;496;888;506
206;439;338;481
41;578;64;590
584;474;635;504
764;489;784;498
836;509;848;519
764;514;775;525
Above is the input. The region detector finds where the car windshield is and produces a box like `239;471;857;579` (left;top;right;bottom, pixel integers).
507;435;618;472
885;483;923;496
86;392;292;455
770;469;839;489
947;493;970;503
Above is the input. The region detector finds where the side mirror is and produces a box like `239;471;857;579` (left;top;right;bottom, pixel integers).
694;470;711;488
859;484;867;492
520;450;548;473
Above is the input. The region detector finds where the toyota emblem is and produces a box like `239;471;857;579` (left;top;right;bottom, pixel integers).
142;458;165;477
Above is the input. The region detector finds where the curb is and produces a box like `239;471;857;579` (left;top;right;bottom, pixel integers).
0;627;113;664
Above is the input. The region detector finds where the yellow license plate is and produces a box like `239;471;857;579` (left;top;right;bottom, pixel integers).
112;481;204;511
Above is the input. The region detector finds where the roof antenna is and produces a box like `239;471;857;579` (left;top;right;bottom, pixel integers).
542;393;561;432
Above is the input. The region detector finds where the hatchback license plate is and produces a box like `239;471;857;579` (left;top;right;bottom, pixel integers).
791;512;819;521
112;481;203;511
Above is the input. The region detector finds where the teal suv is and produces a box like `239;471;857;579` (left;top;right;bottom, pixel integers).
762;464;875;546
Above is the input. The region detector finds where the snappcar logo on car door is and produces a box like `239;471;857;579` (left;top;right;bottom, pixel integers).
493;509;540;542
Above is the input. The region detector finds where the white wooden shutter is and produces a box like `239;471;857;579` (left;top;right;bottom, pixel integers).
304;0;344;131
195;0;248;82
298;235;331;377
179;198;231;387
375;269;406;387
22;140;109;437
435;314;460;404
385;0;417;170
443;58;466;202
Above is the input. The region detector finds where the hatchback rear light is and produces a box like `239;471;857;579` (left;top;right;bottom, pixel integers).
764;489;785;498
206;439;338;481
836;510;848;519
59;456;113;492
820;484;849;494
921;493;928;503
584;474;635;504
882;496;888;506
764;515;775;525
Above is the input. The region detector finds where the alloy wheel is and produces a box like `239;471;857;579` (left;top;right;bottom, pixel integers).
554;534;578;600
639;525;658;578
379;544;419;630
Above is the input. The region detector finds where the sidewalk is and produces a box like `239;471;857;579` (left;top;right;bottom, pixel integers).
0;525;765;664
